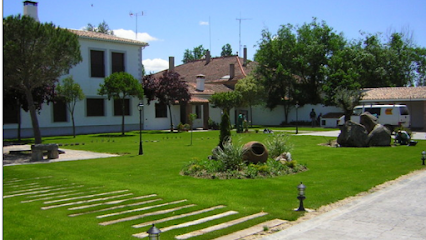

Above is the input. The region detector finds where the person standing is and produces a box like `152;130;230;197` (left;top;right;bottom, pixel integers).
310;109;317;127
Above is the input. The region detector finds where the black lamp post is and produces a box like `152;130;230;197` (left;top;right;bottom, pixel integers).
296;182;306;211
138;103;144;155
422;151;426;165
295;102;299;134
147;224;161;240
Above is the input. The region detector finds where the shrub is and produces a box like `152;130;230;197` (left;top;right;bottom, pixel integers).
265;133;293;158
181;133;307;179
214;137;246;171
219;112;231;148
208;118;219;130
177;122;185;132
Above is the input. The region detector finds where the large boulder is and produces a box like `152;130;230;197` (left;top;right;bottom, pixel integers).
360;112;378;133
367;124;391;146
337;121;369;147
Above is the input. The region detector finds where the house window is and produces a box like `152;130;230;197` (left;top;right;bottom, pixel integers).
114;99;130;116
155;103;167;118
111;52;125;73
3;102;19;124
90;50;105;77
195;105;201;119
53;99;68;122
87;98;105;116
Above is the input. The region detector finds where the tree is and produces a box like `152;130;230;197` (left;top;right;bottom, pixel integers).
352;32;426;87
294;18;346;104
3;15;82;143
143;71;191;132
218;111;231;149
4;83;56;141
209;91;242;115
84;20;114;35
188;113;197;145
234;75;264;126
56;76;85;138
182;45;207;63
221;44;233;57
323;42;363;105
254;24;299;123
98;72;144;136
334;87;364;123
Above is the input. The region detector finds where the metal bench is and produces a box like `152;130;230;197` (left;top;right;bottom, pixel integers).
31;144;59;161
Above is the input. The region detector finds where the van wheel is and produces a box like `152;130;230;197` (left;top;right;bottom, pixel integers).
384;125;394;134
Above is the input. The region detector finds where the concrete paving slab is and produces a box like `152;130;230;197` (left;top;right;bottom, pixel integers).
3;144;119;166
262;169;426;240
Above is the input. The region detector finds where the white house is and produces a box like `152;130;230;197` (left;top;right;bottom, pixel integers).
3;1;149;138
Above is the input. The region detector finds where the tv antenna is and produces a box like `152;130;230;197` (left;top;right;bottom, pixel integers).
236;15;252;57
129;11;144;40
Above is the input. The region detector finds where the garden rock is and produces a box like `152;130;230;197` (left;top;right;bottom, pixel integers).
367;124;391;146
337;121;368;147
275;152;292;164
360;112;378;133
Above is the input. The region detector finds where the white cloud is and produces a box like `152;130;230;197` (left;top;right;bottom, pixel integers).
199;21;209;26
113;29;159;42
143;58;169;73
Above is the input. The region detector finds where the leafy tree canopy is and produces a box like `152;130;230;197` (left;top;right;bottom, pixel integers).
84;20;114;35
3;14;82;143
143;71;191;131
209;91;242;114
221;44;233;57
56;76;85;138
255;17;426;112
98;72;143;135
182;45;207;63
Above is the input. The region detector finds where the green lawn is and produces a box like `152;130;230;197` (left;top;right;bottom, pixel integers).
3;129;425;239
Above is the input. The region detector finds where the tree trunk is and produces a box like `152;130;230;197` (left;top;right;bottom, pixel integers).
24;89;42;144
71;113;76;138
249;104;253;127
16;99;21;141
121;98;125;136
168;104;173;133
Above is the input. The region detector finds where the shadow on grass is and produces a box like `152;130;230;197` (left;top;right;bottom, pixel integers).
3;139;35;146
92;134;136;138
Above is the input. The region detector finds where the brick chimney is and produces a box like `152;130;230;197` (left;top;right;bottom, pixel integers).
169;56;174;72
230;64;235;79
205;50;211;65
243;45;247;66
23;1;39;22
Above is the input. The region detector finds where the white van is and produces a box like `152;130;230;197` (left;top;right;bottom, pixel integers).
338;104;410;132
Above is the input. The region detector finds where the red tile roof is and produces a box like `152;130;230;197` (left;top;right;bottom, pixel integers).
151;56;256;94
68;29;148;47
362;87;426;101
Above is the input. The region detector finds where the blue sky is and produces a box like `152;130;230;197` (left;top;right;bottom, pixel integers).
3;0;426;73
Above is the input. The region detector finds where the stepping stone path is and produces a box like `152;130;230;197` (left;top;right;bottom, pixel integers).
3;177;288;239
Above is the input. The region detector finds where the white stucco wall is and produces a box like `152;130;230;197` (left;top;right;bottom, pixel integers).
4;37;145;138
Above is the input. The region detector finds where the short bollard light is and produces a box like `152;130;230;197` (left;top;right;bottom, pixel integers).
296;182;306;211
147;224;161;240
422;151;426;165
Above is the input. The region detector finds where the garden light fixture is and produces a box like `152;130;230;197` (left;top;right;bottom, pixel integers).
296;182;306;211
138;103;144;155
147;224;161;240
422;151;426;165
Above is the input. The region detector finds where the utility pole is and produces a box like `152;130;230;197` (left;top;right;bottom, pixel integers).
236;15;251;57
130;11;144;40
